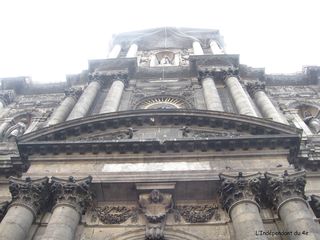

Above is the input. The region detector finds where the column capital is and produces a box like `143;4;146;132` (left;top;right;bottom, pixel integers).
246;82;266;97
64;87;82;100
265;171;306;210
88;71;128;87
50;176;93;214
219;172;263;214
8;176;49;217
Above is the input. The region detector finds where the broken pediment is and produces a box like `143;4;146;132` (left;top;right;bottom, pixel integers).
17;109;301;160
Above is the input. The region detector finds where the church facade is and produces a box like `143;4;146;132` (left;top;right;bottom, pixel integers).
0;27;320;240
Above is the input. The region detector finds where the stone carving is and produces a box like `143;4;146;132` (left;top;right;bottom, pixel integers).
180;126;241;138
139;190;173;240
265;171;306;208
94;206;134;224
88;71;128;86
0;90;15;105
8;176;49;215
0;201;9;221
64;87;82;100
50;176;93;214
219;172;263;212
246;82;265;97
73;128;137;141
177;204;218;223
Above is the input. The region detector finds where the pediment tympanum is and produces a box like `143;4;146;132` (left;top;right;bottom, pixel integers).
17;109;301;160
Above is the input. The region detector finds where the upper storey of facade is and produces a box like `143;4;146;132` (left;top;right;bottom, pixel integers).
0;27;319;176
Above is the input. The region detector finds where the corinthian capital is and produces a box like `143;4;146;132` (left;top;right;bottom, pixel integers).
265;171;306;208
219;172;263;213
50;176;93;214
246;82;265;97
64;87;82;100
8;176;49;217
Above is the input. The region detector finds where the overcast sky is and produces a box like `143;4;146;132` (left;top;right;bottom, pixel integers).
0;0;319;83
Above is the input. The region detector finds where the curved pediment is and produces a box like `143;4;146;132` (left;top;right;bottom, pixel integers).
17;110;301;159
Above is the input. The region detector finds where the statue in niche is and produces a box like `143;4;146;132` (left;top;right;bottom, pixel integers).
159;55;171;65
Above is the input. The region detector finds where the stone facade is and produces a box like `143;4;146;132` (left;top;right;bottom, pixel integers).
0;27;320;240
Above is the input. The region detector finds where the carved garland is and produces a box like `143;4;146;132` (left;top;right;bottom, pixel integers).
177;204;218;223
94;206;134;224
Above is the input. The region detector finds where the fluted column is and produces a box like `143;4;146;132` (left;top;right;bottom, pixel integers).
67;81;101;121
41;176;92;240
126;43;138;58
225;75;258;117
220;172;267;240
210;40;224;54
247;83;288;124
108;44;121;58
99;75;127;114
0;177;49;240
192;41;204;55
266;171;320;240
47;88;82;126
199;71;224;111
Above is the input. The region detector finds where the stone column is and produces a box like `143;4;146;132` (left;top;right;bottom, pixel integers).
220;172;267;240
199;71;224;111
41;176;92;240
210;40;224;54
247;83;288;124
99;75;127;114
192;41;204;55
225;75;258;117
0;201;9;222
66;81;101;121
126;43;138;58
265;171;320;240
108;44;121;58
0;177;49;240
47;88;82;126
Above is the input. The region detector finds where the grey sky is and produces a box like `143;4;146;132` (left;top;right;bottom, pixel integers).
0;0;319;83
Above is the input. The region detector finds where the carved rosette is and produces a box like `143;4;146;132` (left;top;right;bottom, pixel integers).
50;176;93;214
246;82;265;97
177;204;218;223
94;206;134;224
265;171;306;209
219;172;263;213
139;190;173;240
8;176;49;217
0;201;9;222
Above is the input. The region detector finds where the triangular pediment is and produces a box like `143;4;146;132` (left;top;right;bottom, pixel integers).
17;109;301;158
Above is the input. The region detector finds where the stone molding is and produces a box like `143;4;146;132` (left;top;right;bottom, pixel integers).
265;171;306;211
219;172;263;214
139;190;172;240
8;176;49;217
50;175;93;214
246;82;266;97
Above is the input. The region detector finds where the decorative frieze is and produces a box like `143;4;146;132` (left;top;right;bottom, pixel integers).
139;190;172;240
177;204;218;223
8;176;49;216
88;71;128;87
264;171;306;208
219;172;263;212
50;176;93;214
